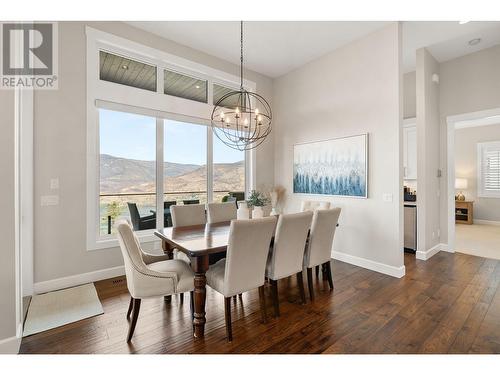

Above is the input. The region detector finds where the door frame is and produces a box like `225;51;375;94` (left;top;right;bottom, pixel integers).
446;107;500;252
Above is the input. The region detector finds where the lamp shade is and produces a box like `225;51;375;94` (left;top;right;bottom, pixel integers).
455;178;468;190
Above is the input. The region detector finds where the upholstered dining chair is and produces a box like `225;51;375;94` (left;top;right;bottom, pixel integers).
115;220;195;342
206;216;277;341
266;211;313;316
171;203;206;227
304;208;341;301
207;202;237;223
300;200;331;212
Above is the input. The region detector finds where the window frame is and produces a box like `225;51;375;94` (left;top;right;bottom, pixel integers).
477;141;500;198
86;27;256;251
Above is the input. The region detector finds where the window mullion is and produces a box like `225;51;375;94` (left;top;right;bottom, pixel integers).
156;118;164;230
207;126;213;203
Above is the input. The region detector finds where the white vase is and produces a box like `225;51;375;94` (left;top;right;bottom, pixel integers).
237;206;250;220
252;206;264;219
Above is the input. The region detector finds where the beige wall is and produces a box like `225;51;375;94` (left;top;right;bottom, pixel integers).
403;71;416;119
416;48;441;253
0;89;17;342
439;45;500;243
455;124;500;222
273;23;404;274
33;21;274;284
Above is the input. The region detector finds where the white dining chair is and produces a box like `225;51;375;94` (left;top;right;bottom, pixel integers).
266;211;313;316
206;216;277;341
171;203;206;227
207;202;237;223
115;220;195;342
300;200;332;212
304;208;341;301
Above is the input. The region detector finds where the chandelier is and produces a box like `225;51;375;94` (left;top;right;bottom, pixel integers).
211;21;272;151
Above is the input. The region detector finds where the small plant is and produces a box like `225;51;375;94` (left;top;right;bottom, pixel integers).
246;190;269;208
106;201;122;221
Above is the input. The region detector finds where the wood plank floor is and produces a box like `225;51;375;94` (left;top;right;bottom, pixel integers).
19;252;500;354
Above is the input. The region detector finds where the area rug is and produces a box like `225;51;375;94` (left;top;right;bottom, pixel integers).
23;283;104;337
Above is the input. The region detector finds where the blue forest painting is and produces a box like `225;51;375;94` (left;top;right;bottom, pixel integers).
293;134;367;198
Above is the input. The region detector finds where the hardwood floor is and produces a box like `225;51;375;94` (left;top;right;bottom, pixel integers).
19;252;500;354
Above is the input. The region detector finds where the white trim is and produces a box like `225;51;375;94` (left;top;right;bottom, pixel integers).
477;141;500;198
33;265;125;295
446;107;500;254
439;243;453;253
332;251;405;278
473;219;500;226
416;243;441;260
402;117;416;127
0;329;22;354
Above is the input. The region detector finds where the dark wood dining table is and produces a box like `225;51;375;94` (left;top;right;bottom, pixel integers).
154;221;232;339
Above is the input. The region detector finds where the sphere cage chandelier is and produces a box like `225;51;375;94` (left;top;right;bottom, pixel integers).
211;21;272;151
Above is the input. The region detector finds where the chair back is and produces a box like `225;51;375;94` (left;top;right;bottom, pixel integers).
164;200;176;209
304;208;341;268
115;219;146;295
207;202;237;223
127;202;141;230
268;211;313;280
301;200;331;212
171;203;206;227
223;216;276;296
183;199;200;205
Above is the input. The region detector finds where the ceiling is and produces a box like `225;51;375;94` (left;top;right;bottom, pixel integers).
127;21;500;78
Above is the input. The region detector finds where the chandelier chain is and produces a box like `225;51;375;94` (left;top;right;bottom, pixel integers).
240;20;243;89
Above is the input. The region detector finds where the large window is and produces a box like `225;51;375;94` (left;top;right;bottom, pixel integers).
213;130;245;203
87;27;255;249
99;110;156;235
478;141;500;198
164;120;207;204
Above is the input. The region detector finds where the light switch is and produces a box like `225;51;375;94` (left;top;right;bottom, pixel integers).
383;193;393;202
41;195;59;206
50;178;59;190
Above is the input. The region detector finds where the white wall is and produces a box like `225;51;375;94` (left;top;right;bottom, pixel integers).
33;21;274;287
0;89;18;349
273;23;404;277
439;45;500;244
403;71;416;119
416;48;441;255
455;123;500;222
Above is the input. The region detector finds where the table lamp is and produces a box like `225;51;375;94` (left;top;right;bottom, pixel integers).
455;178;468;201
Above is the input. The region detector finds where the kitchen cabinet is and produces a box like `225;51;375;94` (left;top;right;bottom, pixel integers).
403;124;417;180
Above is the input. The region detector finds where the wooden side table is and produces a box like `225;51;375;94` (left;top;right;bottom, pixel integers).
455;201;473;225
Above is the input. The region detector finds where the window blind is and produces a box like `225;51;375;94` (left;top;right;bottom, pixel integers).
478;142;500;197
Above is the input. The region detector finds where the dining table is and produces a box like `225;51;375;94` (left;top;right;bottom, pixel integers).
154;221;232;339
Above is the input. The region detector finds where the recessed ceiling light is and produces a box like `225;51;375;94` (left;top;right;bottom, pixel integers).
122;65;128;70
459;21;470;25
195;85;200;89
468;38;481;46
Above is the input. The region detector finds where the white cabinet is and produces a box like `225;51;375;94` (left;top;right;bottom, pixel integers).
403;125;417;180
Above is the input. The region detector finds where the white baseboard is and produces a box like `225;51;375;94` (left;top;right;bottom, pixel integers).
332;251;405;278
473;219;500;226
0;324;22;354
440;243;453;253
416;243;451;260
34;265;125;294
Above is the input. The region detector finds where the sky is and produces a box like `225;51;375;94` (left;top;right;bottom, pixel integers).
99;109;244;164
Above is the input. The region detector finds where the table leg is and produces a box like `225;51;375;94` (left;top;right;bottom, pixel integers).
192;255;209;339
162;240;173;304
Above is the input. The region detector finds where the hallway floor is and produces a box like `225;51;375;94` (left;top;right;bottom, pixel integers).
456;223;500;260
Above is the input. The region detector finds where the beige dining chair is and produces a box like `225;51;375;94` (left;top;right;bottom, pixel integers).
207;202;237;223
304;208;341;301
115;220;195;342
206;216;277;341
171;203;206;227
300;200;332;212
266;211;313;316
170;203;207;267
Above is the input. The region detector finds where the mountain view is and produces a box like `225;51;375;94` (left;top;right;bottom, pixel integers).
100;154;244;194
